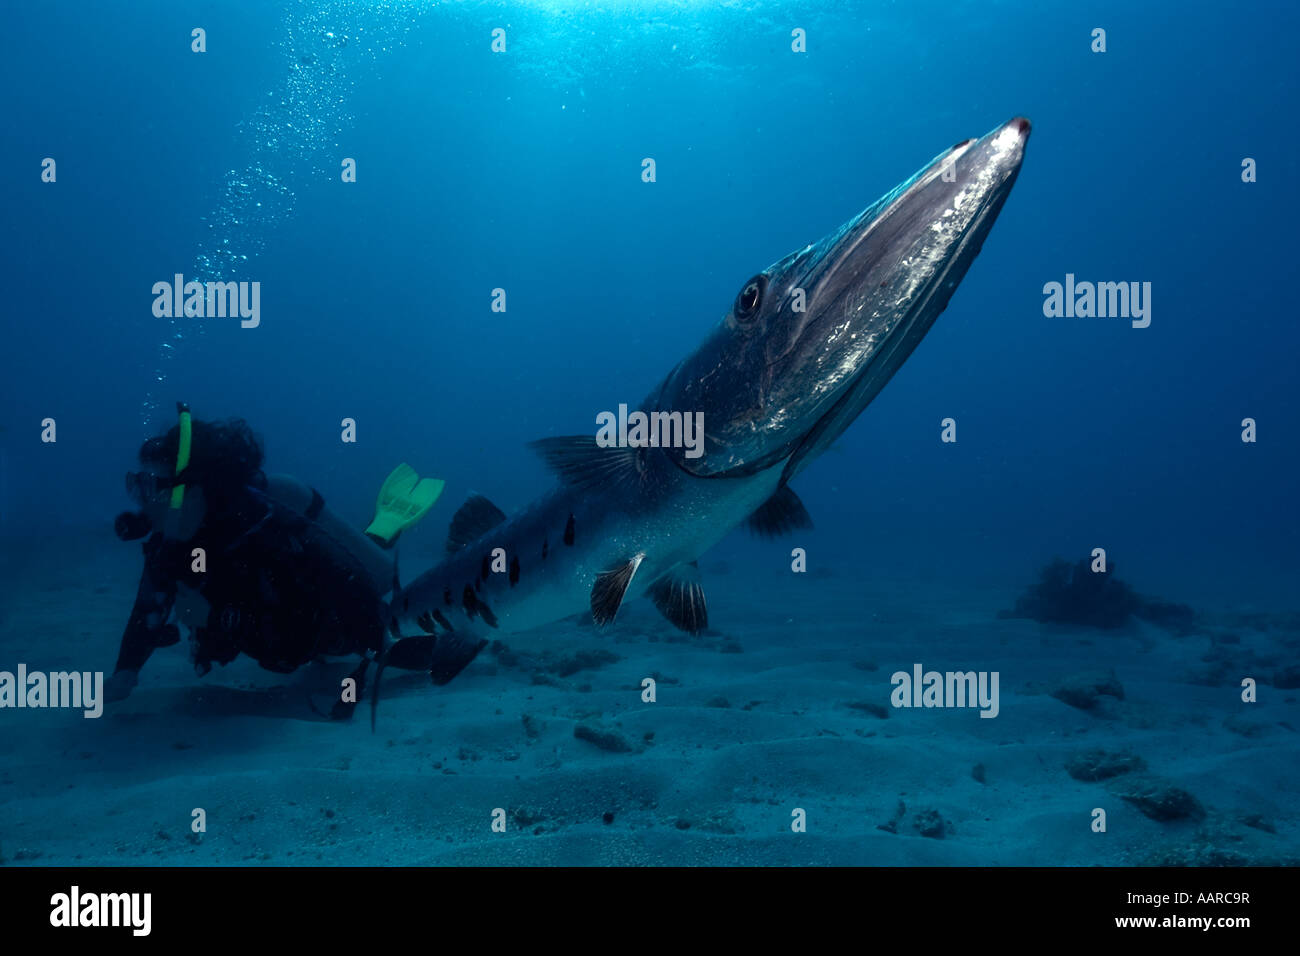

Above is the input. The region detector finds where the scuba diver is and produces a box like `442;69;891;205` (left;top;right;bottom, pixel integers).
107;403;485;719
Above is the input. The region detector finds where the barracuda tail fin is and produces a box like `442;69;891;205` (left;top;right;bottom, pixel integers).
371;547;487;730
369;631;488;730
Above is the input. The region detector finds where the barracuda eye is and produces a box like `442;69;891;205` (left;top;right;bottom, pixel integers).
735;276;766;322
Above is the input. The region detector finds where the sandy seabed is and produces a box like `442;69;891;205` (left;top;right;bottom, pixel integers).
1;528;1296;867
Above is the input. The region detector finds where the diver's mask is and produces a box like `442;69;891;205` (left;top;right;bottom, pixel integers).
116;402;197;541
124;469;181;505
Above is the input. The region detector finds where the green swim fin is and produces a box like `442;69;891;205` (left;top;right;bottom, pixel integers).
365;463;445;546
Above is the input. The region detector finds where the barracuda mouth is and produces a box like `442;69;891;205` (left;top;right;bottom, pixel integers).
776;119;1030;482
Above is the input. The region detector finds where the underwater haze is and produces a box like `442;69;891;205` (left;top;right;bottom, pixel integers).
1;0;1297;866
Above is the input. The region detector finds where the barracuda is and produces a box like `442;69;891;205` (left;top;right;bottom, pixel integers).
374;117;1031;722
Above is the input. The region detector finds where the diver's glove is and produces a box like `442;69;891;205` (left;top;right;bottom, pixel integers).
104;669;139;702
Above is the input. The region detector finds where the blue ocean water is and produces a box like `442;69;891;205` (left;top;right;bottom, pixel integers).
0;1;1296;867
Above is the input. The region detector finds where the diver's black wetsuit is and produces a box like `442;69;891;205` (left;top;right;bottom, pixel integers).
115;484;387;678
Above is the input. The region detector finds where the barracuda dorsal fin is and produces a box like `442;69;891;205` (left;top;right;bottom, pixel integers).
446;494;507;553
744;485;813;538
591;552;646;626
649;561;708;634
529;435;643;491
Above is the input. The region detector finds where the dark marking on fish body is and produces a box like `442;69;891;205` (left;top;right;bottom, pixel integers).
509;555;520;586
564;514;575;546
458;583;499;629
432;609;453;632
417;611;437;635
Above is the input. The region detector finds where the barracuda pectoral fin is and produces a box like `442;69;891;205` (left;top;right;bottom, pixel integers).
530;435;643;491
649;561;708;634
744;485;814;538
591;552;646;626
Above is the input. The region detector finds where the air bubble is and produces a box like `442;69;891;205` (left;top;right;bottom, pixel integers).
142;1;427;428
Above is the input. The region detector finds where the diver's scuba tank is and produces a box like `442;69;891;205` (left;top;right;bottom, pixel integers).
260;473;396;596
